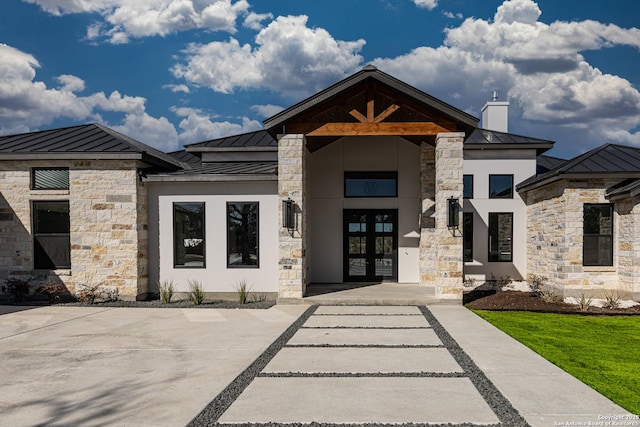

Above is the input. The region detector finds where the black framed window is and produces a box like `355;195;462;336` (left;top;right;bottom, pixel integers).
463;212;473;262
463;175;474;199
32;167;69;190
344;172;397;198
173;202;205;268
583;204;613;266
488;212;513;262
489;175;513;199
227;202;259;267
33;201;70;269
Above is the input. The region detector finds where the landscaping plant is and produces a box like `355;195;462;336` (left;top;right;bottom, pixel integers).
235;279;251;304
76;283;101;304
4;278;30;302
188;280;205;305
575;293;593;312
602;291;622;309
527;274;547;294
158;279;175;304
36;281;68;304
538;286;561;303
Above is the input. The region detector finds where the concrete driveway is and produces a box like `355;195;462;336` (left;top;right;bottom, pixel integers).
0;304;634;427
0;305;307;426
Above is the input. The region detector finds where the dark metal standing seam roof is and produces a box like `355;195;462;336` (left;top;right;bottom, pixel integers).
517;143;640;192
263;65;479;132
536;155;567;173
184;130;276;150
0;123;183;170
464;129;554;154
167;150;201;165
164;162;277;175
606;178;640;199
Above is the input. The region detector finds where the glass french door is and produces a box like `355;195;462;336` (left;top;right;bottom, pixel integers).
343;209;397;282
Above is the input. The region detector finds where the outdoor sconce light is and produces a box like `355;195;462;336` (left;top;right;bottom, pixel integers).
447;197;460;228
282;199;295;229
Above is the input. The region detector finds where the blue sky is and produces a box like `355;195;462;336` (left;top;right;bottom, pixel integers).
1;0;639;158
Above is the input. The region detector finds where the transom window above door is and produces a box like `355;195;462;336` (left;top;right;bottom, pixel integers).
344;172;397;198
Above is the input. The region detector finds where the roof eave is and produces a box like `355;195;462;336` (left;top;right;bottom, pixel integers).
144;174;277;182
517;172;640;193
0;152;143;161
185;146;277;153
464;142;554;155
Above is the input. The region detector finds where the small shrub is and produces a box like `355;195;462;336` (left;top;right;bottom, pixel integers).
492;275;512;291
235;279;252;304
4;278;30;301
251;292;268;303
576;293;593;312
602;291;622;309
539;286;561;303
188;280;205;305
76;283;101;304
36;281;68;304
463;277;476;288
158;279;175;304
528;274;547;294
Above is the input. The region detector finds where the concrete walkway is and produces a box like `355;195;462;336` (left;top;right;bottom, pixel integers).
0;304;634;426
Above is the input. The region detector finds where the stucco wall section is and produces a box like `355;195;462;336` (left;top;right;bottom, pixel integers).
147;181;279;294
0;160;146;299
278;134;307;299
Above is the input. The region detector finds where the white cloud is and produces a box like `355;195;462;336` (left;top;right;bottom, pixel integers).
163;84;191;93
251;104;283;118
172;15;365;98
243;11;273;30
25;0;250;43
443;11;462;19
56;74;86;92
374;0;640;150
172;106;262;143
412;0;438;10
112;113;179;152
0;43;180;150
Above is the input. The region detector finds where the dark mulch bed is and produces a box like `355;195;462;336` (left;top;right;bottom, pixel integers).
465;290;640;315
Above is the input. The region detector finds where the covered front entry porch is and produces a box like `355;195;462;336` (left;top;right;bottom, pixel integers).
278;282;458;305
264;66;477;304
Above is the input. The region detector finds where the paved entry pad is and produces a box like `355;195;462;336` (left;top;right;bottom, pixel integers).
264;347;463;374
209;305;505;426
289;327;442;346
218;377;499;424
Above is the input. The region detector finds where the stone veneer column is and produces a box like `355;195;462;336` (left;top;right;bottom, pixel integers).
278;134;307;299
419;142;437;286
419;133;464;301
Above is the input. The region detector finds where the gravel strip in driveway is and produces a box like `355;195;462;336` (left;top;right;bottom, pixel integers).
192;305;527;427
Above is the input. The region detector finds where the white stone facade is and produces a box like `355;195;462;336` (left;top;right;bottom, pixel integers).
522;179;640;299
0;160;148;299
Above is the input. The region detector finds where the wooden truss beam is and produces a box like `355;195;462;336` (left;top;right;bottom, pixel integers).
287;122;450;136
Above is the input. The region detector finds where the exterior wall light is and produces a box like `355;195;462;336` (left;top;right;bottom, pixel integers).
282;199;295;229
447;197;460;228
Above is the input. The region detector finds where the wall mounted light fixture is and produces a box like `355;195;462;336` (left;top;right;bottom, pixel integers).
282;199;295;229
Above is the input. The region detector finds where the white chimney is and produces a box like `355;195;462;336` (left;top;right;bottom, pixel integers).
481;91;509;133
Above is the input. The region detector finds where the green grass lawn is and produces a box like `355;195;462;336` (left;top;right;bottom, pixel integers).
471;310;640;415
